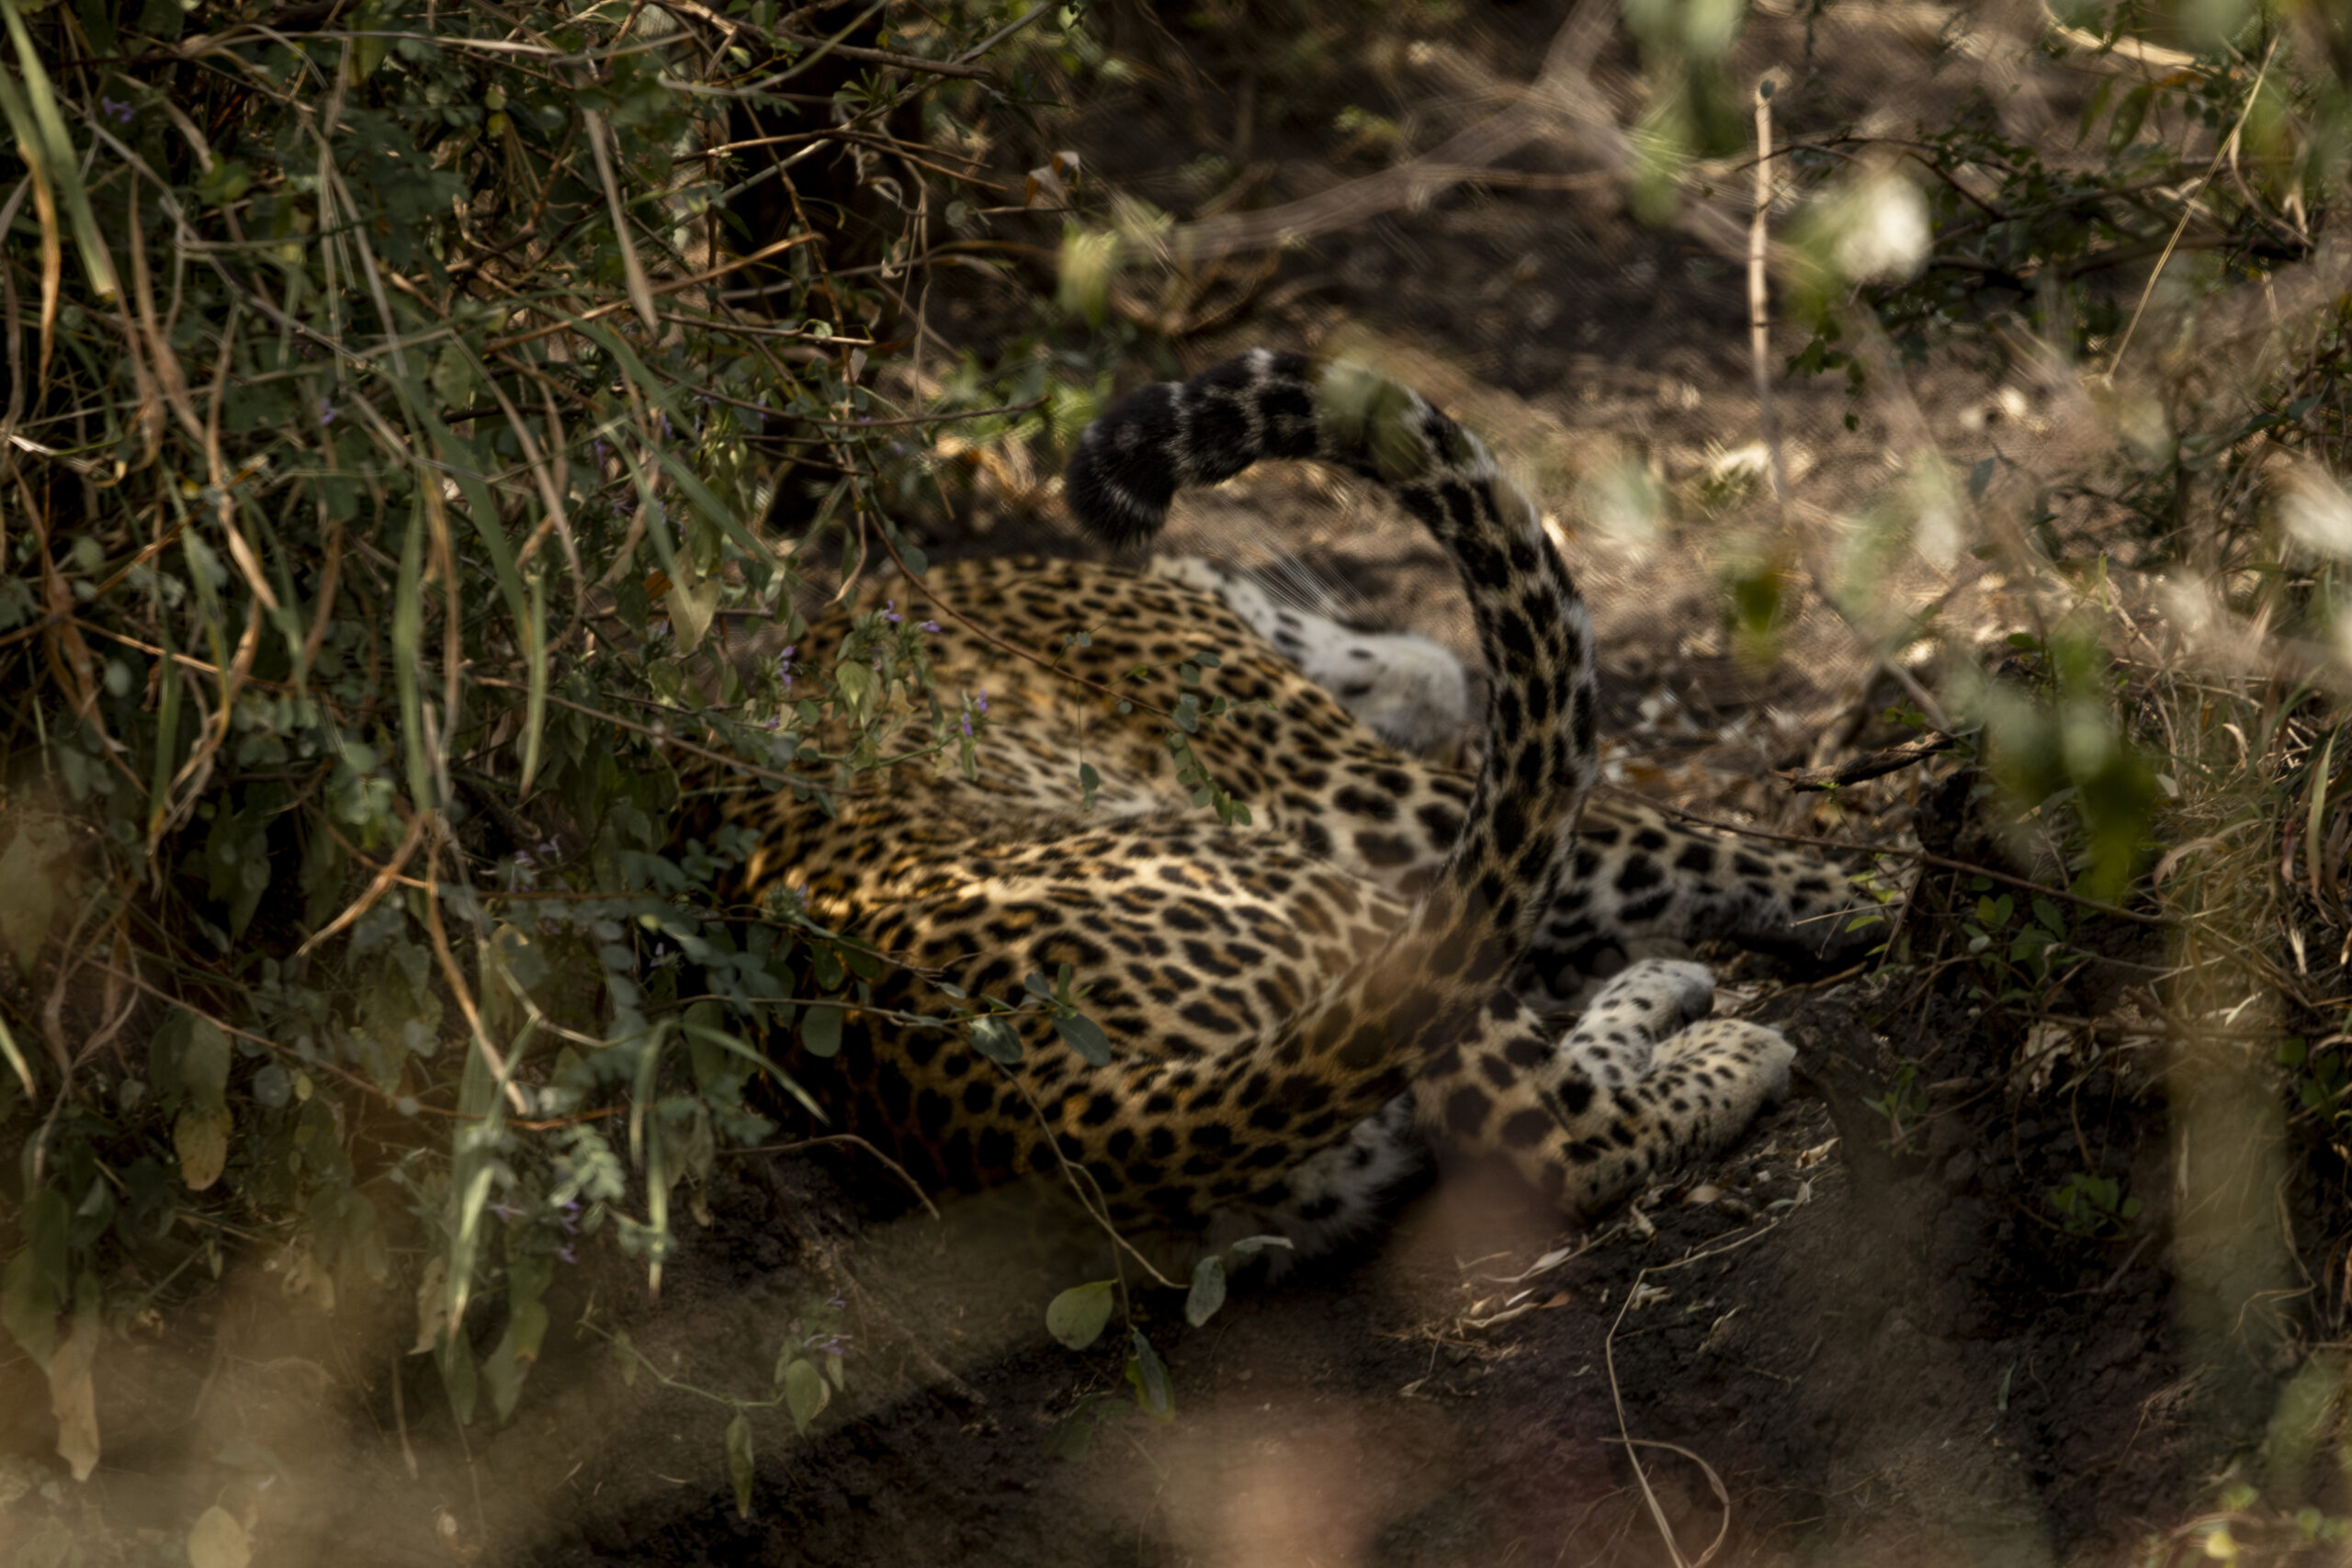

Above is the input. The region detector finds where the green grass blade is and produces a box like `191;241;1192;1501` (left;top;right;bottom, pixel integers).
145;620;183;849
394;378;530;632
0;0;117;299
519;566;547;795
394;492;430;811
443;1018;507;1338
677;1021;823;1122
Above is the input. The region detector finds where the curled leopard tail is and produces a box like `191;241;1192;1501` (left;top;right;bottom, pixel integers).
1066;349;1597;1047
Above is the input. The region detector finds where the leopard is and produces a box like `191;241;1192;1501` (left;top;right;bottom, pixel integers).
689;349;1873;1260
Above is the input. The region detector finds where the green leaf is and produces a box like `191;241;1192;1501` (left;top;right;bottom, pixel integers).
1046;1398;1104;1460
1185;1256;1227;1327
482;1299;548;1423
799;1002;842;1058
782;1355;829;1433
174;1107;231;1190
1046;1279;1114;1349
969;1014;1023;1065
834;662;877;725
663;558;724;655
1124;1327;1174;1421
439;1327;479;1427
1;1246;58;1372
181;1015;231;1116
726;1412;755;1517
0;825;56;974
1053;1011;1113;1066
2107;83;2153;155
350;0;390;80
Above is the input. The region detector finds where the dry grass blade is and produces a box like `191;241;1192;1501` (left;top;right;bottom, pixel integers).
1748;78;1790;517
0;174;24;437
0;80;62;383
1604;1217;1793;1567
422;825;530;1118
0;1010;34;1101
294;809;427;961
2105;34;2280;380
584;107;661;334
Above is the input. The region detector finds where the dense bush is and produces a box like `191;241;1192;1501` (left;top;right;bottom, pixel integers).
0;0;1080;1485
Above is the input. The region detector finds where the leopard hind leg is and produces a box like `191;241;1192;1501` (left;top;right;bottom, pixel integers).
1516;801;1890;1020
1411;970;1793;1219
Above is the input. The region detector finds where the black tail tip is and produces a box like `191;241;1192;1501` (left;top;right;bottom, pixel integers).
1063;383;1182;547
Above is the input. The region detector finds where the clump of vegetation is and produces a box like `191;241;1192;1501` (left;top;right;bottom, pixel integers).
0;0;1091;1511
1781;2;2352;985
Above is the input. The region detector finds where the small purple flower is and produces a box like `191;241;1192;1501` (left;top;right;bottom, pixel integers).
557;1244;577;1265
318;400;337;425
100;96;134;125
974;690;989;715
648;618;669;642
960;712;972;739
883;600;902;626
776;645;796;692
489;1199;521;1221
919;620;940;634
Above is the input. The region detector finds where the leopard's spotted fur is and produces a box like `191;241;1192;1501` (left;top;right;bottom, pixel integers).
695;352;1865;1255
